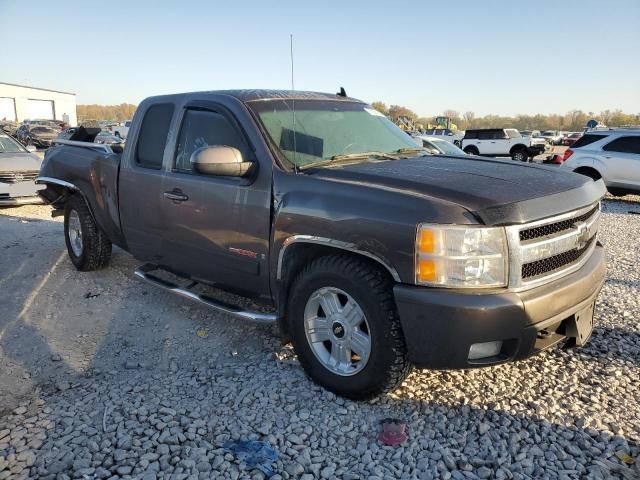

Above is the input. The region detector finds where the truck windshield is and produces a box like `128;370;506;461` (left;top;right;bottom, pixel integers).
248;100;418;169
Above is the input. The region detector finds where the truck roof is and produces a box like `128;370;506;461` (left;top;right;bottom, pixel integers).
145;89;363;104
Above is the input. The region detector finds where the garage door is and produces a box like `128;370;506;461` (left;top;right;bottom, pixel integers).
0;97;16;121
27;99;54;120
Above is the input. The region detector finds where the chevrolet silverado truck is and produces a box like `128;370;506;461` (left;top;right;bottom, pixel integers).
37;90;606;399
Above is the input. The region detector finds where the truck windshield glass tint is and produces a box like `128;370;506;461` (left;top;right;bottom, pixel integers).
248;100;417;168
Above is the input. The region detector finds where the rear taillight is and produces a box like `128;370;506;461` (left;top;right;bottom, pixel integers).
561;149;574;162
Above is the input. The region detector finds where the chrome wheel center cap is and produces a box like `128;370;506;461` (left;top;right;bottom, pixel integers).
331;321;346;339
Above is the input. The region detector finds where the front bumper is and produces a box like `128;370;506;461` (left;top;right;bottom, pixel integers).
394;245;605;369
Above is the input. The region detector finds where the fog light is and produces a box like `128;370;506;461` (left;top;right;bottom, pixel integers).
468;341;503;360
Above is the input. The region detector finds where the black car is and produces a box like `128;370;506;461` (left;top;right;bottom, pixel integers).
15;124;61;148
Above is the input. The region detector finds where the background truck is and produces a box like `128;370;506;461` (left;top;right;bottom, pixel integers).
111;120;132;139
37;90;605;399
461;128;547;161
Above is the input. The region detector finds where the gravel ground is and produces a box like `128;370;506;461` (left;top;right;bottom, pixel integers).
1;196;639;480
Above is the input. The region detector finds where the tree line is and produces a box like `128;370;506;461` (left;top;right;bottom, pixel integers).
78;101;639;132
371;102;640;132
77;103;137;123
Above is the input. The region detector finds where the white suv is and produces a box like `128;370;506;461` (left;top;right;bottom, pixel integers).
560;129;640;197
461;128;546;161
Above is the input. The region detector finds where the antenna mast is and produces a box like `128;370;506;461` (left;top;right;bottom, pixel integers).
290;34;298;172
290;34;295;91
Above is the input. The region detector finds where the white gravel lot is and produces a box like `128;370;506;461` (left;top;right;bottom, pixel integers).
0;196;639;480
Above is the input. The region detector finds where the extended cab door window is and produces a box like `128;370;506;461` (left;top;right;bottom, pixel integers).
174;109;253;173
135;103;174;169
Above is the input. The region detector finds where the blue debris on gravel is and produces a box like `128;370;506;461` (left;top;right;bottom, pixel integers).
223;439;279;477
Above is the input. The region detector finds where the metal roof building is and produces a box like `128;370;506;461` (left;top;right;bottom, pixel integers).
0;82;77;126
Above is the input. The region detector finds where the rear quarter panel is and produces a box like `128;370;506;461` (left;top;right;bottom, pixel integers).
39;146;125;246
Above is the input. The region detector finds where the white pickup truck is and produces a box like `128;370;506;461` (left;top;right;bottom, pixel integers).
461;128;547;162
111;120;132;139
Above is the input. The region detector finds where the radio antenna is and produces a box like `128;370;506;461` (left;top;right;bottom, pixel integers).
290;34;298;173
290;33;295;91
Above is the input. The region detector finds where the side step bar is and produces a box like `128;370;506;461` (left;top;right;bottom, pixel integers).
133;264;276;324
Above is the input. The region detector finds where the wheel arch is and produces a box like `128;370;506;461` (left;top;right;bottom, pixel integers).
275;237;401;339
509;143;528;154
36;177;96;220
573;165;602;180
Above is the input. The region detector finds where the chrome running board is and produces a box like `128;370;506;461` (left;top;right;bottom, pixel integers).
133;264;276;324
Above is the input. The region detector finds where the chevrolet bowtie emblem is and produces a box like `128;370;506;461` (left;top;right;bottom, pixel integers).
573;221;589;250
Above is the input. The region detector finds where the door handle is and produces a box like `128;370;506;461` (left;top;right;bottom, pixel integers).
164;190;189;202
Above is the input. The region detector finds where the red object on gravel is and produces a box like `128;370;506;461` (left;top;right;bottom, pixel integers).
378;418;408;446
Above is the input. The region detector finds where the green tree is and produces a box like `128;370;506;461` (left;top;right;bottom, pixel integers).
371;101;388;115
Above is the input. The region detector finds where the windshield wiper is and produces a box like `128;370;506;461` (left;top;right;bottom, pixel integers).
331;151;399;161
298;151;398;170
392;147;430;157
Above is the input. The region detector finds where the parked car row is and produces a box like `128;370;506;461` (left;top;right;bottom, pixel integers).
15;124;61;148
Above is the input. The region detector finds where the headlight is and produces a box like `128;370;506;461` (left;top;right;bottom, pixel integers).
415;224;507;287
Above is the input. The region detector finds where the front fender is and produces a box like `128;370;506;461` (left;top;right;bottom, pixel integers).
270;170;477;290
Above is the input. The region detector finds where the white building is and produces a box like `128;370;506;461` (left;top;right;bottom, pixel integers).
0;82;77;126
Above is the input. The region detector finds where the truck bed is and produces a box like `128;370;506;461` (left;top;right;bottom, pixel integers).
37;142;125;247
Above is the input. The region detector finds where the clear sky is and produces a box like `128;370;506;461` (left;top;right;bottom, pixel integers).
1;0;639;116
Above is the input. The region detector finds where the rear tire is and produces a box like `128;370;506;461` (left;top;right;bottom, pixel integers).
64;195;112;271
288;255;411;400
463;146;479;156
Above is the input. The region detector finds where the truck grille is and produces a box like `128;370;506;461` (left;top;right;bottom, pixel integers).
506;203;600;289
0;171;39;184
519;205;599;242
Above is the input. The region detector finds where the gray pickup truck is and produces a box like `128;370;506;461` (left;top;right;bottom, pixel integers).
37;90;606;399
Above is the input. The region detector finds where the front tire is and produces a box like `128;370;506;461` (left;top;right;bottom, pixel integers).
511;149;528;162
288;255;411;400
64;195;112;271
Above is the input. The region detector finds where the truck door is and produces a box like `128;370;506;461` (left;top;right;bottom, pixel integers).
160;105;272;298
118;102;175;263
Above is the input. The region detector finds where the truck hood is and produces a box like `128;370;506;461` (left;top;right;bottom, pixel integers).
306;155;605;225
0;152;42;172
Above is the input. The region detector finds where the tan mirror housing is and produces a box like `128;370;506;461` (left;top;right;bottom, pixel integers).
190;146;255;177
